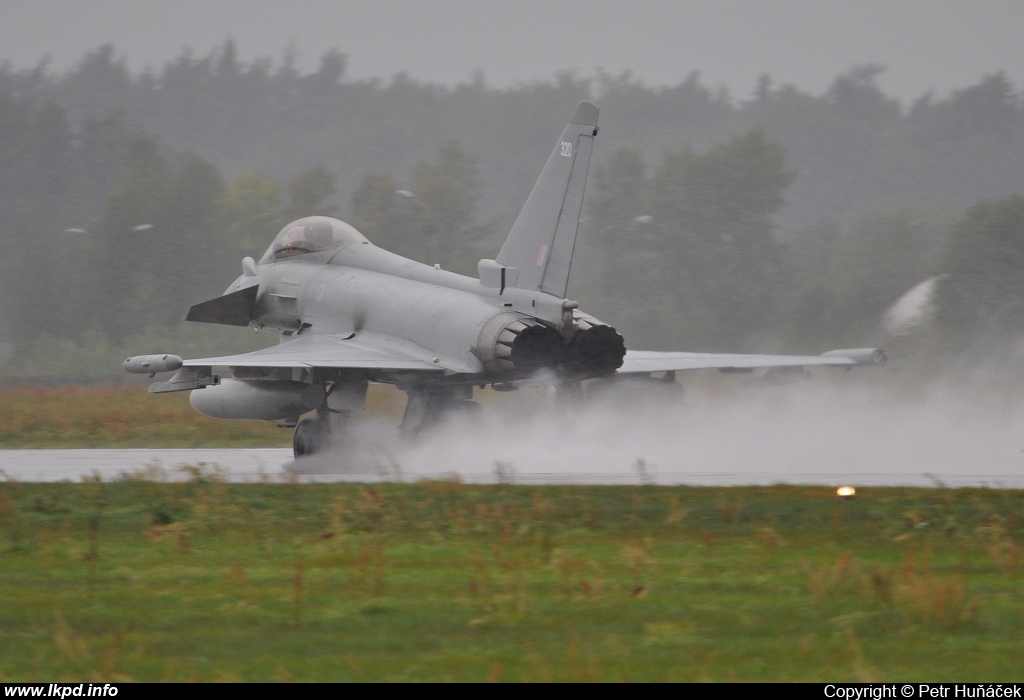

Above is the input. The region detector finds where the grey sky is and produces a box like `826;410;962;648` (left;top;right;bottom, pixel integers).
0;0;1021;102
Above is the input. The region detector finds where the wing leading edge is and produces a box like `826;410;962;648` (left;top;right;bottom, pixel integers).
180;334;443;371
149;332;446;393
617;348;887;374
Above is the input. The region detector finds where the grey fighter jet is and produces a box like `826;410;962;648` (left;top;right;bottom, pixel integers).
124;101;885;458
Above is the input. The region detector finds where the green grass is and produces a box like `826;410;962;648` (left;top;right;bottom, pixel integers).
0;386;408;448
1;475;1022;681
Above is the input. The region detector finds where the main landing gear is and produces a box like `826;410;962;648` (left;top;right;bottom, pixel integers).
293;415;331;457
292;405;348;458
398;385;480;439
291;385;482;458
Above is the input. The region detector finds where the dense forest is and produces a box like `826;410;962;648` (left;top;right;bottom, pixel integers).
2;42;1024;377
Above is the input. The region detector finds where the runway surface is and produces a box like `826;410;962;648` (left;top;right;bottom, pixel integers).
0;448;293;483
1;447;1022;487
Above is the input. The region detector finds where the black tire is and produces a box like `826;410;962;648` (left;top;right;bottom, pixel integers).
293;417;330;458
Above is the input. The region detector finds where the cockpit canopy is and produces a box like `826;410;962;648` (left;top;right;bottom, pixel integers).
259;216;368;262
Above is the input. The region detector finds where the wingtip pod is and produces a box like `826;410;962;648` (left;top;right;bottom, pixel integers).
570;100;599;127
123;354;184;375
820;348;888;366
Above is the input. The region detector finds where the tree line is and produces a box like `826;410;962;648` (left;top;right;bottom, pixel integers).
1;44;1024;376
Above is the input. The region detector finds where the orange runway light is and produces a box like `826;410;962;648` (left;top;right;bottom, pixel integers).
836;486;856;499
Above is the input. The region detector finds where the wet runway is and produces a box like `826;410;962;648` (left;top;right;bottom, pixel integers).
0;447;1022;487
0;448;293;483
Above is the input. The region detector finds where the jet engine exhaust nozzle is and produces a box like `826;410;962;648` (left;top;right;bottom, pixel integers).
477;313;562;376
511;324;563;372
562;322;626;375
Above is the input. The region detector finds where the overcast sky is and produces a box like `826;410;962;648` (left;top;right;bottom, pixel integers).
0;0;1021;102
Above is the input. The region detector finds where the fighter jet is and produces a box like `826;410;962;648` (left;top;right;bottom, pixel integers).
124;101;885;458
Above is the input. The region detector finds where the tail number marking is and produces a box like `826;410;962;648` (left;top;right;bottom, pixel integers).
560;141;573;157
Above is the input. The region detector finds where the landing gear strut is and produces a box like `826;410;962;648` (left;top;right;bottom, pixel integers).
399;385;479;439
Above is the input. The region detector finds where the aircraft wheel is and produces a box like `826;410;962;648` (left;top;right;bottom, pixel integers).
293;417;330;458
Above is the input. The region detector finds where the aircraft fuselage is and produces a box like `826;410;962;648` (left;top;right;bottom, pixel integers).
230;240;624;385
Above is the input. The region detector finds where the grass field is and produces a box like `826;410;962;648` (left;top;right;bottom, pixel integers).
0;386;410;448
1;474;1022;681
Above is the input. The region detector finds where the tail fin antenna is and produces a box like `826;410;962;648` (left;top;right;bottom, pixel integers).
493;101;598;298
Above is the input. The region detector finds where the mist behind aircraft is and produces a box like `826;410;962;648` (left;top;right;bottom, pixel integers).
287;378;1024;488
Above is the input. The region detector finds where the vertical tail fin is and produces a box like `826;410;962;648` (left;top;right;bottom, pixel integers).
493;101;598;298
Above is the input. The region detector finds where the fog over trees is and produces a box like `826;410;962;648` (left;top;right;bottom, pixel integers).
2;43;1024;376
